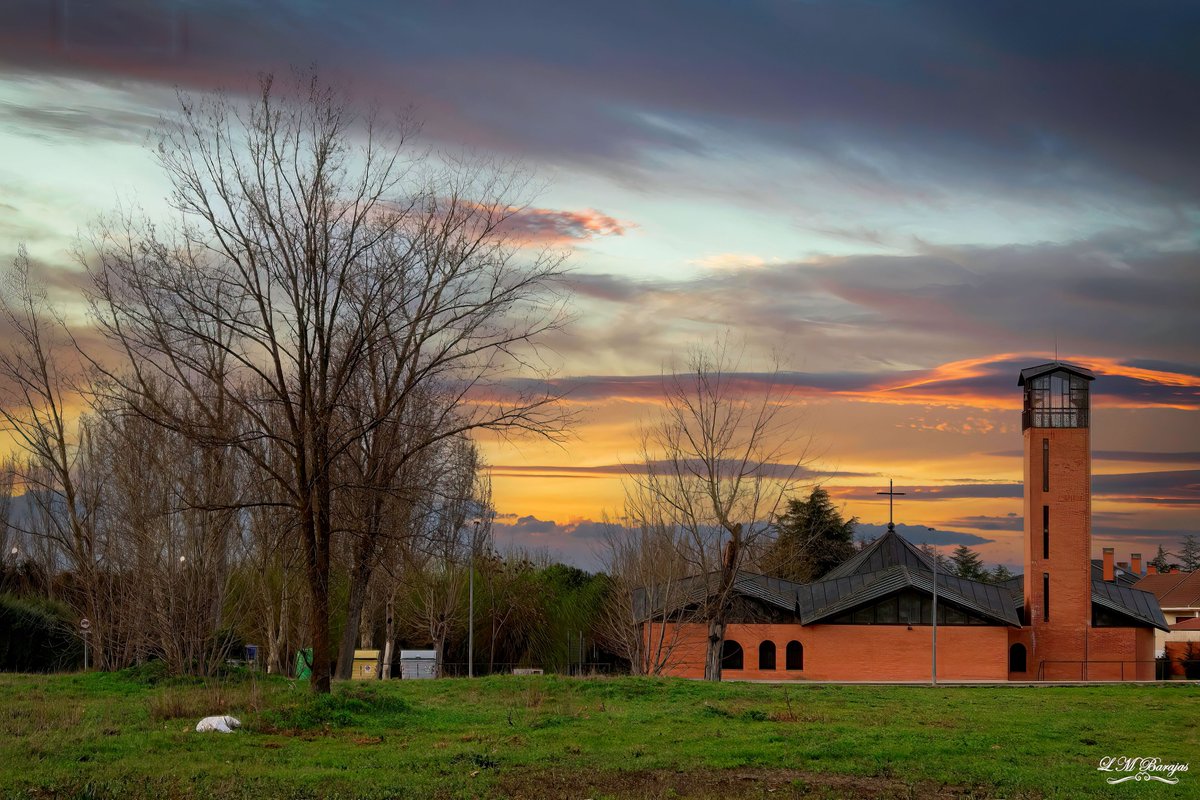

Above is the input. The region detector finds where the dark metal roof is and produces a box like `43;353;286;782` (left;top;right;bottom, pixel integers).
1017;361;1095;386
796;564;1021;627
823;528;937;579
1092;579;1171;632
1003;573;1171;631
631;571;807;621
1089;559;1141;588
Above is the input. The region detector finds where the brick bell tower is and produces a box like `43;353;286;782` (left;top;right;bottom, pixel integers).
1018;362;1095;679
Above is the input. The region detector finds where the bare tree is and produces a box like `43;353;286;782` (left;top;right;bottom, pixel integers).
627;337;811;680
401;436;485;677
83;72;569;691
596;513;693;675
0;245;112;663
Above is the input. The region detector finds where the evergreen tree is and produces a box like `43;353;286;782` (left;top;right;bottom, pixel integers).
988;563;1015;584
950;545;987;581
918;542;950;572
764;487;857;582
1179;535;1200;573
1149;545;1174;573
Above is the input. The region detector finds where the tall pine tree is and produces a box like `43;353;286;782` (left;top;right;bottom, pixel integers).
950;545;987;581
764;487;857;582
1179;535;1200;573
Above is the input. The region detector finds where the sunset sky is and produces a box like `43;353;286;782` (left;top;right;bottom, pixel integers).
1;1;1197;570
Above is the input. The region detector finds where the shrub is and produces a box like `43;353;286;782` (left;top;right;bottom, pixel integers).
264;685;412;730
0;593;83;672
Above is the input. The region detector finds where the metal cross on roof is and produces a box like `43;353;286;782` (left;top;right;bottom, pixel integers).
876;479;906;532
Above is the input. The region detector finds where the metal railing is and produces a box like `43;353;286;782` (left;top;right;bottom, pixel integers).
1035;659;1197;681
429;662;617;678
1022;409;1089;430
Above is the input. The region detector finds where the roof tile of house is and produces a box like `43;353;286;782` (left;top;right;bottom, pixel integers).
1134;570;1200;609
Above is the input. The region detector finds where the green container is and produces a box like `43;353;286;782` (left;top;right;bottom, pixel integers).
295;648;313;680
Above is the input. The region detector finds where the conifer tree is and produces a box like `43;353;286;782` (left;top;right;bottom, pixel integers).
764;487;856;582
1179;535;1200;573
950;545;986;581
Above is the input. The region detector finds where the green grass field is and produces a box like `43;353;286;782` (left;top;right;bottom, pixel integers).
0;669;1196;799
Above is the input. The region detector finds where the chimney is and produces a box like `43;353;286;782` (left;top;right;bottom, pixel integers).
1103;548;1115;582
1148;564;1158;575
1132;553;1142;575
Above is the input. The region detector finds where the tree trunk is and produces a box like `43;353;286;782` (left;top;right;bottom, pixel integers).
335;565;371;679
704;618;725;681
302;469;334;693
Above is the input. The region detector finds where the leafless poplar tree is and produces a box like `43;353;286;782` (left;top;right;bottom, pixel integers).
596;513;693;675
628;337;811;680
0;245;112;663
83;72;569;691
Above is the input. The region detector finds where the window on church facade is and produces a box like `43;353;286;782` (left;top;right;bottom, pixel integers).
758;641;776;670
1043;505;1050;559
1009;643;1027;672
786;641;803;670
721;639;744;670
1043;573;1050;621
829;590;994;625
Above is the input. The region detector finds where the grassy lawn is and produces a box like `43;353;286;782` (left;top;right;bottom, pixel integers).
0;670;1196;799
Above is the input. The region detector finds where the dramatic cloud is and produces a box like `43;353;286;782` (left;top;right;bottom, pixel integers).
489;461;875;481
1;1;1195;570
560;233;1200;377
496;206;629;244
854;523;993;549
2;2;1198;204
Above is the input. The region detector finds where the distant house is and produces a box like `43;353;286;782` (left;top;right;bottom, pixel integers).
636;363;1170;682
1133;570;1200;657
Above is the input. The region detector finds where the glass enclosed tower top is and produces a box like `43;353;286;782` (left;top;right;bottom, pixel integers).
1018;362;1094;430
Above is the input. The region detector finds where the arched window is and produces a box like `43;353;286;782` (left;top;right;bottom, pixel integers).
786;640;803;671
758;641;776;670
721;639;744;670
1009;643;1027;673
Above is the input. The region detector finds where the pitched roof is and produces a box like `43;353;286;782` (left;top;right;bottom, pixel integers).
635;529;1021;627
1017;361;1095;386
822;527;936;579
1170;616;1200;631
1089;559;1142;588
990;573;1169;631
1092;579;1171;631
1134;571;1200;609
630;571;807;621
797;565;1021;627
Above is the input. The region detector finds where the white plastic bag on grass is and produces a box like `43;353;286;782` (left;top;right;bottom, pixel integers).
195;715;241;733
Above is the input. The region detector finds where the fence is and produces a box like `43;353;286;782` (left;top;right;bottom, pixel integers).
435;662;617;678
1036;660;1200;681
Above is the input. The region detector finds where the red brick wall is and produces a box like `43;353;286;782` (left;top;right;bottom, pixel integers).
650;622;1009;681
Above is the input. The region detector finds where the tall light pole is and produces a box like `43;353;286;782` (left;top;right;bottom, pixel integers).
924;526;940;686
468;519;478;678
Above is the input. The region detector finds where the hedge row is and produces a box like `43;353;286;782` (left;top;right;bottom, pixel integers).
0;594;83;672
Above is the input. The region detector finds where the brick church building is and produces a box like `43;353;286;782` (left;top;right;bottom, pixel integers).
639;362;1168;681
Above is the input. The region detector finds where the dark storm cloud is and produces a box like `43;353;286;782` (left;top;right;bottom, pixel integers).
489;461;876;481
1;1;1197;199
945;514;1024;532
830;470;1200;505
558;231;1200;376
0;102;161;143
854;523;992;548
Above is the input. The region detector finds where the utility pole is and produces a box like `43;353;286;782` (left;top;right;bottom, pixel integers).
468;519;478;678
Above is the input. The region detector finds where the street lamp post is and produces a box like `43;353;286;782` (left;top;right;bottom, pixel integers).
931;549;938;686
468;520;479;678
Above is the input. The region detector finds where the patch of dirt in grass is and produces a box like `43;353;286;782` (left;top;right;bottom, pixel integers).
495;767;1015;799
